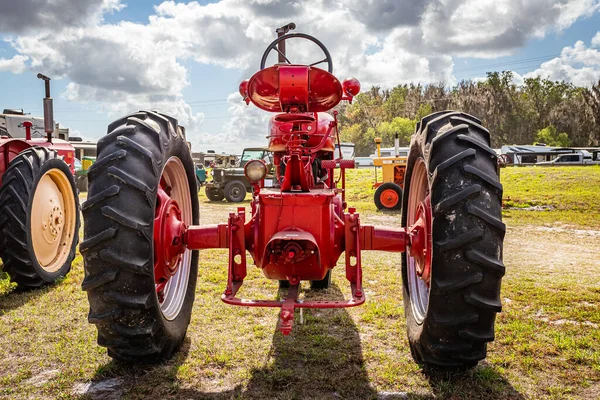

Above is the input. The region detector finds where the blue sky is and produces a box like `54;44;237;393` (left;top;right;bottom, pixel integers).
1;0;599;153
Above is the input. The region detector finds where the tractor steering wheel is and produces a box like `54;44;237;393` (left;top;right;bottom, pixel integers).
260;33;333;73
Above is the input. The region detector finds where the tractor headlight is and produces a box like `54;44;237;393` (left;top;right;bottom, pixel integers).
244;159;267;183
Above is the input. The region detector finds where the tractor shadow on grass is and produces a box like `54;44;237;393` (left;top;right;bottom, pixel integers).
241;283;376;399
88;284;524;400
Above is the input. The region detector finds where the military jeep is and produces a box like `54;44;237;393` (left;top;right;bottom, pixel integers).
205;147;272;202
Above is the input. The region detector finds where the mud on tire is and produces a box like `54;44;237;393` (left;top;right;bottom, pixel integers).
81;111;199;362
401;111;505;368
0;147;79;288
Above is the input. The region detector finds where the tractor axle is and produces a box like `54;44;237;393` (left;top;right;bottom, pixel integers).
172;206;432;335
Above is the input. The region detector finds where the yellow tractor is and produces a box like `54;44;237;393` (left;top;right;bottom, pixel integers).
372;135;407;210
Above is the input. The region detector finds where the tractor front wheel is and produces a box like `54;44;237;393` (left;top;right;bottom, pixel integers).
401;111;505;368
224;180;247;203
0;147;79;288
374;182;402;210
81;111;199;362
205;187;224;202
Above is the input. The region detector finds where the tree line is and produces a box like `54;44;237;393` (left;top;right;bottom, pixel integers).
337;72;600;156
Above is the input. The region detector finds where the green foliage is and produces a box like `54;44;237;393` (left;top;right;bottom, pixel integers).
375;117;416;147
535;125;571;147
414;103;433;123
338;77;600;152
339;123;376;157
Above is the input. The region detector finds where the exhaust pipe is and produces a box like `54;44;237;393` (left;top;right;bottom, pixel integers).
37;73;53;143
395;132;399;157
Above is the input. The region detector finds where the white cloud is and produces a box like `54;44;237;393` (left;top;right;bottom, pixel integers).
592;31;600;47
191;92;269;153
1;0;599;151
524;39;600;86
0;55;28;74
417;0;600;58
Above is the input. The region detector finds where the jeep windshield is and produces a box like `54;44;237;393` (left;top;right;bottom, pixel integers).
240;150;265;166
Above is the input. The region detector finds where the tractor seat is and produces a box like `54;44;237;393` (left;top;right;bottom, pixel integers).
247;65;343;113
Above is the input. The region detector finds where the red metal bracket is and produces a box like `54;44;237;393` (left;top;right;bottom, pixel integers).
344;208;363;298
182;207;413;336
221;281;365;335
218;206;366;335
225;207;247;296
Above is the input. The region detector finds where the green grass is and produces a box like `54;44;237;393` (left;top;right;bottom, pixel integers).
500;166;600;228
343;165;600;228
0;166;598;399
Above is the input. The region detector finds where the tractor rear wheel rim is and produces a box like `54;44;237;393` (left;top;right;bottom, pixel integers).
154;157;192;321
31;169;77;272
406;158;432;324
380;188;399;208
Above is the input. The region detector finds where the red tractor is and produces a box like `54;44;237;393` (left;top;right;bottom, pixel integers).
0;74;80;288
82;24;504;368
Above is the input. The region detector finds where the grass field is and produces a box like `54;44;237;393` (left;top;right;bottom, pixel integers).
0;166;598;399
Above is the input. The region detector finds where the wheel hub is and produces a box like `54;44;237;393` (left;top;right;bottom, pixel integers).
42;198;64;244
31;171;77;271
381;188;399;208
154;179;187;297
408;195;432;286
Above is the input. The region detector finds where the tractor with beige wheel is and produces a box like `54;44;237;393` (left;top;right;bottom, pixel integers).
82;24;505;368
0;74;80;289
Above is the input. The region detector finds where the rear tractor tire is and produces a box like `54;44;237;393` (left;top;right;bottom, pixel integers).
81;111;199;362
374;182;402;210
0;147;80;288
401;111;505;368
224;180;247;203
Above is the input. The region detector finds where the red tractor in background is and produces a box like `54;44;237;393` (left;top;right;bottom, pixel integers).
82;24;505;368
0;74;80;288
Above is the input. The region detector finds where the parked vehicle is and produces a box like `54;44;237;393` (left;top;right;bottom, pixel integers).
355;156;374;167
74;156;95;192
195;164;206;191
0;74;79;288
537;150;600;165
372;135;408;210
204;147;272;202
334;142;355;159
